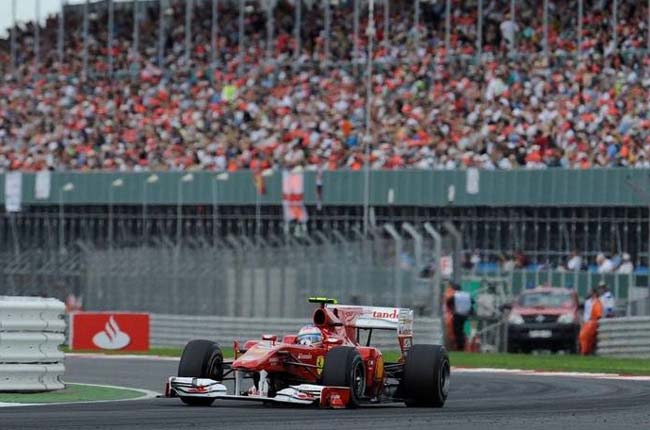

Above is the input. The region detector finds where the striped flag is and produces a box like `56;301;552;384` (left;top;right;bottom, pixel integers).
282;169;308;223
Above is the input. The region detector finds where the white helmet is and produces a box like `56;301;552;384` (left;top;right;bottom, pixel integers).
296;325;322;346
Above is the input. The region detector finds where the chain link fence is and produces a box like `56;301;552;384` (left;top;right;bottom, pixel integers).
0;224;446;319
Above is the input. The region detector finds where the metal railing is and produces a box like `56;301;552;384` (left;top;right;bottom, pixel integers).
0;297;66;392
597;317;650;358
464;270;643;312
0;228;444;319
150;314;443;349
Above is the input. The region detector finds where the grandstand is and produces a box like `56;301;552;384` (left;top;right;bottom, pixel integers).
0;1;650;315
1;1;650;172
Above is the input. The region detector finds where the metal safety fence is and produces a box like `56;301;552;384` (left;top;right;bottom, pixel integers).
463;270;649;317
2;219;648;318
0;224;450;319
150;314;443;349
597;316;650;358
0;297;66;392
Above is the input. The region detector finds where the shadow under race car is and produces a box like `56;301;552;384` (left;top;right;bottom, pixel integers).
165;298;449;408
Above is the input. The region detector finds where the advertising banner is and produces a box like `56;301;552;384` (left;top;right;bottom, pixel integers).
70;312;150;352
282;169;308;223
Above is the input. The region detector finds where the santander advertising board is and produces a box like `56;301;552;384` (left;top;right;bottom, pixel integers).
70;312;149;352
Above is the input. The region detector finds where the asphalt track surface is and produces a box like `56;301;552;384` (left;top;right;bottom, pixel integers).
1;356;649;430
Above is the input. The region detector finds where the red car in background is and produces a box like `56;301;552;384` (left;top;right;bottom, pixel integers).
506;287;580;354
165;298;450;408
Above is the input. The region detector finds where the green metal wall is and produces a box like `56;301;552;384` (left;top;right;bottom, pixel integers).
0;169;648;207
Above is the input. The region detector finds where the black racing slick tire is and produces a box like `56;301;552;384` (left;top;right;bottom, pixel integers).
402;344;450;407
321;346;365;408
177;340;223;406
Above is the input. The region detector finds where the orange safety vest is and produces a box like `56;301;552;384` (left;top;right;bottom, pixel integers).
579;297;602;355
443;287;457;350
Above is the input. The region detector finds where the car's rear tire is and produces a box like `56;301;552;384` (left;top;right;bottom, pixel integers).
402;344;450;407
321;346;365;408
177;339;223;406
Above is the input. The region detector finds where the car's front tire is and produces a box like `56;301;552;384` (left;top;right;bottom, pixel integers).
177;339;223;406
401;344;450;407
321;346;365;408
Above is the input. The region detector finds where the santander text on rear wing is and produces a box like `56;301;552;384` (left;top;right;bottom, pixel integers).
326;304;414;335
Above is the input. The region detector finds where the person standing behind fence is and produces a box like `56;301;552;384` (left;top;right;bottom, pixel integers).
617;253;634;274
598;281;616;318
444;282;473;351
579;287;603;355
443;282;457;351
596;253;615;273
567;250;582;271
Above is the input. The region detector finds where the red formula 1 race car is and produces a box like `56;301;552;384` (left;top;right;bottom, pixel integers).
165;298;450;409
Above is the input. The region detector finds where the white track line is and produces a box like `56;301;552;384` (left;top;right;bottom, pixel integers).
0;383;159;408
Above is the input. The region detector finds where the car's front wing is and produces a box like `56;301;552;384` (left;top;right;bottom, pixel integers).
166;377;351;408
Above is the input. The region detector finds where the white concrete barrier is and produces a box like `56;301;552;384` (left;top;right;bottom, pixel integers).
0;297;66;392
151;314;442;349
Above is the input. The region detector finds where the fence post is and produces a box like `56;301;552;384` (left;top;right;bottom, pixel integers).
384;224;403;307
402;223;422;271
424;222;442;318
443;221;462;285
331;230;350;302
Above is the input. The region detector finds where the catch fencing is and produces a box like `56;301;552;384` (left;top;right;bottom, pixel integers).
0;225;448;319
2;219;648;320
82;230;440;318
0;297;66;392
150;314;443;349
597;317;650;358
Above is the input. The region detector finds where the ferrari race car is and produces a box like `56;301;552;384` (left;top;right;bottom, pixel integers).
165;298;450;409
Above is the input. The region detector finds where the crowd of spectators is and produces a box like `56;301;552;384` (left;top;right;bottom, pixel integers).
1;0;650;172
463;248;638;273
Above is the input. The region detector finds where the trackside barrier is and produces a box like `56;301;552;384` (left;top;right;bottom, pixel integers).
150;314;442;350
597;317;650;358
0;297;66;392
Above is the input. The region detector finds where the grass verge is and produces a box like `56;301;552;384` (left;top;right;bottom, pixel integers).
65;347;650;376
0;383;144;404
450;352;650;376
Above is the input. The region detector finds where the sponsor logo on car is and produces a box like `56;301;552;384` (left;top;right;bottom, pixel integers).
372;309;399;320
316;355;325;375
187;386;208;393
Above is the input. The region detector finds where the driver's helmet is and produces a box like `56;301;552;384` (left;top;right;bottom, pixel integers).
296;325;322;346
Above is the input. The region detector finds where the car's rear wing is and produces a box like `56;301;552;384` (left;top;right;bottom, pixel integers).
326;304;414;336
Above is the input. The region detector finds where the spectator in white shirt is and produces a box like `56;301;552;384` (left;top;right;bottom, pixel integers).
596;253;615;274
617;253;634;274
567;250;582;271
598;282;616;318
500;15;519;49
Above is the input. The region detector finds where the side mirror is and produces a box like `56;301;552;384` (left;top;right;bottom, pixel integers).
324;338;343;346
262;334;277;345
